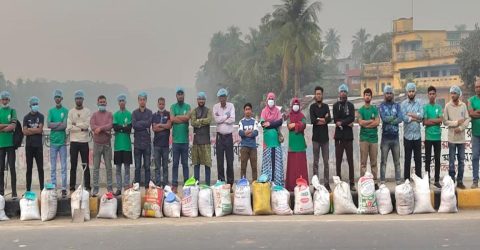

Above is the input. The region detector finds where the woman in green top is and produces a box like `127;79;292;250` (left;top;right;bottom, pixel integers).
260;92;284;186
285;98;307;191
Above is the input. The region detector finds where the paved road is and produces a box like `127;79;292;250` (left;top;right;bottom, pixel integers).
1;211;479;250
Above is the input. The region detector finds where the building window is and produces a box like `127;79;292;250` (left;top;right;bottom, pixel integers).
413;72;421;78
442;70;448;76
430;70;439;77
450;69;460;75
422;71;428;78
381;83;385;92
375;82;379;94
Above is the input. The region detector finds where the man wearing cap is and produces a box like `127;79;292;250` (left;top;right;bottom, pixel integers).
443;85;470;189
152;97;171;187
213;88;235;187
23;96;44;193
191;92;213;185
170;87;191;193
333;84;356;191
401;82;424;181
379;85;403;185
467;77;480;189
47;89;69;198
0;91;18;198
132;91;153;189
90;95;113;196
67;90;92;193
113;94;132;195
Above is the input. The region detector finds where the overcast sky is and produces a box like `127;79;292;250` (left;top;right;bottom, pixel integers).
0;0;478;91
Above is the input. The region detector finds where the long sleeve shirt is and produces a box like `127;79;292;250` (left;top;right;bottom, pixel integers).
401;98;424;140
90;111;113;145
213;102;235;135
67;107;91;143
238;117;259;148
132;108;152;150
443;101;471;144
379;101;403;140
333;100;355;140
310;102;332;143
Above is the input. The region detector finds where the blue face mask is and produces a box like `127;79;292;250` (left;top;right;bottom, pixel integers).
98;105;107;112
31;105;39;113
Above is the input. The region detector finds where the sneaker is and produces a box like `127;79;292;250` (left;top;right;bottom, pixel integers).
471;181;478;189
457;182;466;189
91;188;99;197
61;190;67;198
12;193;18;200
172;186;178;194
349;183;356;192
374;184;379;190
396;180;402;185
114;190;122;196
434;182;442;189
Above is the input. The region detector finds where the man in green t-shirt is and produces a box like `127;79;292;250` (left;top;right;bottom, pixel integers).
112;94;132;196
468;77;480;189
0;91;18;198
357;88;380;189
423;86;443;189
170;87;191;193
47;89;69;198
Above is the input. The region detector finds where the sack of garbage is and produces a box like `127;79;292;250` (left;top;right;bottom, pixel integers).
233;178;253;215
412;174;435;214
375;184;393;215
122;183;141;219
97;192;118;219
0;194;9;221
20;191;41;221
252;175;272;215
395;180;414;215
438;175;458;213
271;184;293;215
333;176;357;214
212;181;232;217
163;186;181;218
71;186;90;221
357;172;378;214
312;175;330;215
294;176;314;215
182;177;200;217
142;181;164;218
198;185;214;217
41;184;58;221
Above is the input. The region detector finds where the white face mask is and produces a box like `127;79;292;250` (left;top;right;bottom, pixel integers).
292;105;300;112
267;100;275;108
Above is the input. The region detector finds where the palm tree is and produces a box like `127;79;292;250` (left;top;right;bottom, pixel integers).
351;28;370;65
323;28;341;60
267;0;323;98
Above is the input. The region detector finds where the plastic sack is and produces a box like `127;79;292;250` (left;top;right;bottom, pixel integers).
198;185;214;217
212;181;232;217
271;184;293;215
0;195;9;221
312;175;330;215
333;176;357;214
71;186;90;221
142;181;164;218
357;172;378;214
20;191;41;221
294;176;314;215
41;184;58;221
438;175;458;213
233;178;253;215
412;174;435;214
252;180;272;215
97;192;118;219
375;184;393;215
395;180;414;215
182;177;200;217
122;183;141;219
163;186;181;218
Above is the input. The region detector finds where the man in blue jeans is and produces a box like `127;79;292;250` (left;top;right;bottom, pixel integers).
379;85;403;185
132;91;152;189
47;89;69;198
170;87;191;193
152;97;171;187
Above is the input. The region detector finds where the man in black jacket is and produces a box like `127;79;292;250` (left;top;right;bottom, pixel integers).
310;86;332;191
333;84;356;191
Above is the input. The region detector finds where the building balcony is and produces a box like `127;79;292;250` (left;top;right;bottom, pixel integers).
395;45;460;62
362;62;393;77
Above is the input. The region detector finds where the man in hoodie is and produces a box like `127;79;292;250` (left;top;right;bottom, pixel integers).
23;96;44;193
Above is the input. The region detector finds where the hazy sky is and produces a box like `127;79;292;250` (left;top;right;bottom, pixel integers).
0;0;479;91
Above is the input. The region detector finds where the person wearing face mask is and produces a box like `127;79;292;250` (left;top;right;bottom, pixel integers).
47;89;69;198
22;96;45;193
112;94;132;196
260;92;284;186
285;98;307;191
0;91;18;198
67;90;92;194
90;95;113;196
333;84;356;191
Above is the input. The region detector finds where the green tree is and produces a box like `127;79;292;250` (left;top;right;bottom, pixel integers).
323;28;341;60
455;24;467;31
457;24;480;99
351;28;370;65
363;32;392;64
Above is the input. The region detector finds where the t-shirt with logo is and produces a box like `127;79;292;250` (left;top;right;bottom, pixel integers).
23;112;45;148
423;103;443;141
358;105;379;143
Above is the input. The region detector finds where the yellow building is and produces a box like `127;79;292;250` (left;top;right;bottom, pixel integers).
361;17;468;98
